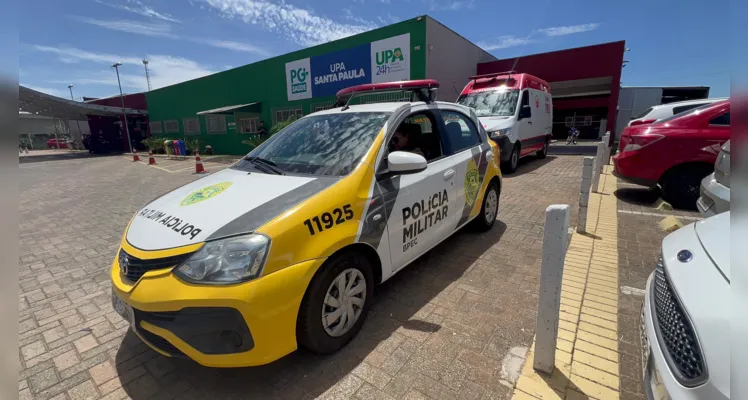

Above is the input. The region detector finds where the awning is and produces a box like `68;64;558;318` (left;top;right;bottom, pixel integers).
196;102;260;115
19;86;148;119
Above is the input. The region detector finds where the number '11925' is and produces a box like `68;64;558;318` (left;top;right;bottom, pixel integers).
303;205;354;236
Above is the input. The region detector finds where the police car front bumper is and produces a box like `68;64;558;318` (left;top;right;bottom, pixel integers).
111;251;326;367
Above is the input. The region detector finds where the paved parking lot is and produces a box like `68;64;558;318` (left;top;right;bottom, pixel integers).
19;154;586;400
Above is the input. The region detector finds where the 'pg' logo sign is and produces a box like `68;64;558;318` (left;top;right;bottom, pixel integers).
376;47;405;65
290;67;308;94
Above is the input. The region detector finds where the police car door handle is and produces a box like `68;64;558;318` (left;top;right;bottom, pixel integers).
444;169;455;180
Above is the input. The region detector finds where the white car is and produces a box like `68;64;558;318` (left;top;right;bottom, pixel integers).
641;211;729;400
629;98;726;127
697;141;730;217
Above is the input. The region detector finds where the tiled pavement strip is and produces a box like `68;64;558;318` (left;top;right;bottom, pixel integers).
511;166;625;400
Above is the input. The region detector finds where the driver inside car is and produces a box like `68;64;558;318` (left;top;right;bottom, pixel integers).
389;123;425;157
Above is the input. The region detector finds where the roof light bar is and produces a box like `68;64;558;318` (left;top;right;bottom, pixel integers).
333;79;440;109
468;71;517;81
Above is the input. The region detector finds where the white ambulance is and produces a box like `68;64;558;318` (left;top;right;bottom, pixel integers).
457;72;553;173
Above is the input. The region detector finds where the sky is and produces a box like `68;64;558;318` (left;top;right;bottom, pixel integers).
19;0;730;100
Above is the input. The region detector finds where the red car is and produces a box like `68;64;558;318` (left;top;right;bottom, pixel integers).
612;99;730;209
46;138;70;149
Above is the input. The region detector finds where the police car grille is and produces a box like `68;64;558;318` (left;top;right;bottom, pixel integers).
137;328;186;357
120;250;191;282
653;259;705;383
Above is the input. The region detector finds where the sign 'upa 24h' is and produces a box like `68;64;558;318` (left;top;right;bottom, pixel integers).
285;33;410;101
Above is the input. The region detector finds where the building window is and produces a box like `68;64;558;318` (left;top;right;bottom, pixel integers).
564;117;574;127
206;115;226;134
312;101;335;112
164;120;179;133
183;118;200;134
149;121;162;134
239;117;260;133
273;108;303;124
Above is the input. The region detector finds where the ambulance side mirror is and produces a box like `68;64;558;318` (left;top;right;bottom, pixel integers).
518;105;532;120
387;151;427;174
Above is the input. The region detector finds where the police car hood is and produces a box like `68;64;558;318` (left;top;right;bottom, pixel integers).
126;168;338;250
478;116;513;133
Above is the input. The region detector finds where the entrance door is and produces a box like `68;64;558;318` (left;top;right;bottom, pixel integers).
380;108;457;272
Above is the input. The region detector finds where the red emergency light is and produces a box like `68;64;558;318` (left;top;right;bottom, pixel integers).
333;79;440;108
468;71;517;81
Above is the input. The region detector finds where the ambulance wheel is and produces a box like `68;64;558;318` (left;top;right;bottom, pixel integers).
502;144;520;174
297;251;374;354
471;181;499;231
537;138;549;159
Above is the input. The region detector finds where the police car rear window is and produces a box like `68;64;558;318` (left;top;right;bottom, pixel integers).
235;112;390;176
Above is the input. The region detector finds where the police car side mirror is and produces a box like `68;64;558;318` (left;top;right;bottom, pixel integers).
387;151;427;174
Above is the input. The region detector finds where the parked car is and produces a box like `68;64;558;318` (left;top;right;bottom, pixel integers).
457;72;553;173
46;138;69;149
641;211;729;400
697;140;730;217
612;100;730;209
628;98;726;127
110;80;503;367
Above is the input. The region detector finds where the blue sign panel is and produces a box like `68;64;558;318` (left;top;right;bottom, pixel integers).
310;44;371;98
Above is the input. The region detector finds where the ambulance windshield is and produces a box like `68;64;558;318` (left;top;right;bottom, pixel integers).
457;89;519;117
234;112;389;176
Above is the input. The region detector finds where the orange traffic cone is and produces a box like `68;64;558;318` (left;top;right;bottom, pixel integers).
148;150;157;165
132;149;140;162
194;151;206;174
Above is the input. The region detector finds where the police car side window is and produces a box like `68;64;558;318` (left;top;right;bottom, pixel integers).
390;112;444;162
442;111;481;153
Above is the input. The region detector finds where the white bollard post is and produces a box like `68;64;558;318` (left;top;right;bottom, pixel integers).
602;132;611;165
577;157;593;233
592;142;604;193
534;204;571;375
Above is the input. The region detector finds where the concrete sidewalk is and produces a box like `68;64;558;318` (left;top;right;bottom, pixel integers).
512;166;623;399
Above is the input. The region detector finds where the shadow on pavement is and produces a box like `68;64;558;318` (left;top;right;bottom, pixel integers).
614;187;662;207
18;152;119;164
503;155;558;177
115;221;508;400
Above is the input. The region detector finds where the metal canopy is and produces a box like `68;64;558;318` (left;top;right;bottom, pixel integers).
196;102;260;115
19;86;148;120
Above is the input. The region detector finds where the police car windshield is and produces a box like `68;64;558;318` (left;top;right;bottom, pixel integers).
234;112;389;176
457;89;519;117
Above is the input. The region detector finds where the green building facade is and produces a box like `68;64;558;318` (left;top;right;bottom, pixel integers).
145;16;495;155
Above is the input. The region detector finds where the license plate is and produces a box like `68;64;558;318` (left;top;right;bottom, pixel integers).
697;195;714;210
111;291;136;328
640;306;650;378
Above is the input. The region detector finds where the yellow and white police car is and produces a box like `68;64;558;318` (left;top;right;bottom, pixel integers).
111;80;503;367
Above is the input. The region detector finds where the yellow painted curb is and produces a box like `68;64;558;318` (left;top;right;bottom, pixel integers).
511;166;621;399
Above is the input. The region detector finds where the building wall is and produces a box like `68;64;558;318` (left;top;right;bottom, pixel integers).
424;17;497;101
615;87;663;138
145;17;428;155
477;41;625;133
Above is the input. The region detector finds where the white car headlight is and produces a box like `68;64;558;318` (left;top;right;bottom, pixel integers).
175;234;270;284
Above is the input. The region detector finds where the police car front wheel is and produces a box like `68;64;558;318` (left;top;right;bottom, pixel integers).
471;182;499;231
297;251;374;354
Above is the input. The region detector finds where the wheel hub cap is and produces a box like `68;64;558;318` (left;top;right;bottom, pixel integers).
322;268;366;337
485;189;498;223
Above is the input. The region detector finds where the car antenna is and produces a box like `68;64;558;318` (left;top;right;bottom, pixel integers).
341;91;355;111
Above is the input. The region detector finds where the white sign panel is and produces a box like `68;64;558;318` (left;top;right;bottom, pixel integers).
285;58;312;101
371;33;410;83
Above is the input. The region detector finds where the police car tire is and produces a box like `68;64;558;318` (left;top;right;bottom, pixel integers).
297;251;374;354
471;182;499;231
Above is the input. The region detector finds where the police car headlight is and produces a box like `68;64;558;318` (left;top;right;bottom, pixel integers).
174;234;270;284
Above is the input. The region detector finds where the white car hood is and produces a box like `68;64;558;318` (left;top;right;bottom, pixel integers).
478;116;512;132
126;168;338;250
694;211;730;281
